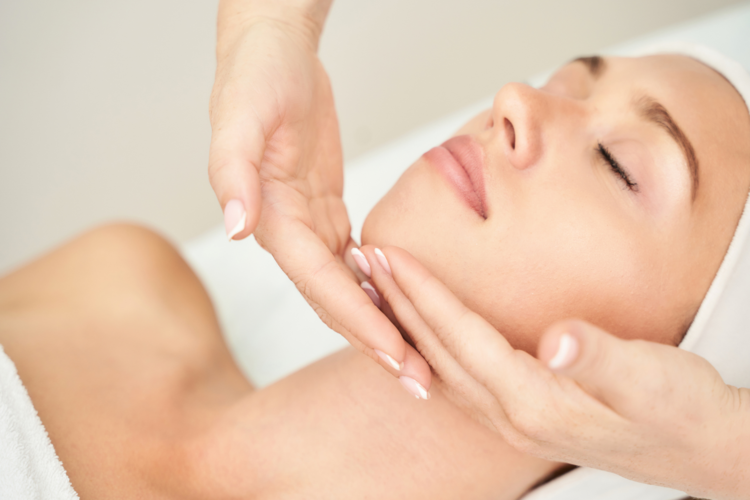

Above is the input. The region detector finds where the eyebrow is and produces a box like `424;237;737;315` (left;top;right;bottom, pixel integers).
634;95;699;199
573;55;700;200
571;56;606;78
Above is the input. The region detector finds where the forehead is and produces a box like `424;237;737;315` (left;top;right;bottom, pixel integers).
628;55;750;199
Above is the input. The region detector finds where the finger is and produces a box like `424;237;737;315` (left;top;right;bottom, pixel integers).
362;245;503;414
344;240;370;283
399;342;434;399
539;319;660;414
208;115;268;241
377;248;625;457
266;216;431;384
379;246;524;397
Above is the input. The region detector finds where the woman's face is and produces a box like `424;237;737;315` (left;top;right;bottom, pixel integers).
361;54;750;354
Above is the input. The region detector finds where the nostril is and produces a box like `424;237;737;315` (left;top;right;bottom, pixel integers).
504;118;516;150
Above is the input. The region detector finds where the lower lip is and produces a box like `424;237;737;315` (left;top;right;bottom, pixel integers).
423;138;487;218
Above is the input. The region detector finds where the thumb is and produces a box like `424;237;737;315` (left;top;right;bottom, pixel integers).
538;319;646;411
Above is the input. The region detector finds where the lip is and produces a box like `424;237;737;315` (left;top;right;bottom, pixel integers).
424;135;488;218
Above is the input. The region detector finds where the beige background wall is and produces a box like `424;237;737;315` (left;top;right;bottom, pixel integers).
0;0;743;274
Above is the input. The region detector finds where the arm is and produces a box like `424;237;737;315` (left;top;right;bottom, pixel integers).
208;0;433;388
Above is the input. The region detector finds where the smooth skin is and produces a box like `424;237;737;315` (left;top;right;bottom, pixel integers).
208;0;750;496
362;54;750;355
361;245;750;500
356;53;750;499
0;224;562;499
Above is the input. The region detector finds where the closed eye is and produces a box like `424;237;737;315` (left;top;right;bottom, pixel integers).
597;143;638;192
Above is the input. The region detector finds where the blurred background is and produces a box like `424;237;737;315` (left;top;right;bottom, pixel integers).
0;0;744;274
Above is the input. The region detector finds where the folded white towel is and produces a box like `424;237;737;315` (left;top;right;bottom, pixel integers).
0;345;78;500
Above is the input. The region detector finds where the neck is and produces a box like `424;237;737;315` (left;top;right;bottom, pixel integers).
185;348;561;499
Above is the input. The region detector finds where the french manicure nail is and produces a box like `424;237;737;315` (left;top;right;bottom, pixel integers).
375;349;404;371
399;376;431;400
224;199;247;241
351;248;371;277
548;332;578;370
361;282;381;308
374;248;391;275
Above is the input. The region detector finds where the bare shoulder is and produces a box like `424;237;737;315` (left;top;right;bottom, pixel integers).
0;223;252;498
1;223;211;317
0;223;231;376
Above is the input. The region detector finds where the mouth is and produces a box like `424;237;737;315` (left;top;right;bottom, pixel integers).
423;135;488;219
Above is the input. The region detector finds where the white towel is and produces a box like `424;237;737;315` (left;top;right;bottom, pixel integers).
0;345;79;500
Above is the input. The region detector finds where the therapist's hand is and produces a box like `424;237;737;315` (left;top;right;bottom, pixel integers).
208;1;432;386
363;245;750;500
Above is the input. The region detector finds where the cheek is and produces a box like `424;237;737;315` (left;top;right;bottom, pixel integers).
460;196;674;353
362;160;485;252
363;159;685;355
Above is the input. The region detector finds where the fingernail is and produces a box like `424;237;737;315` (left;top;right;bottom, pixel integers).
374;248;391;275
351;248;371;277
548;332;578;370
375;349;404;371
399;376;430;400
224;199;246;241
361;282;381;308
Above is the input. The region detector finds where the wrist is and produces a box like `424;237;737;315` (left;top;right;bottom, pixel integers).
693;386;750;500
217;0;331;57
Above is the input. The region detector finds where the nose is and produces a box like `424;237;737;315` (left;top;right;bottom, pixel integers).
490;82;549;171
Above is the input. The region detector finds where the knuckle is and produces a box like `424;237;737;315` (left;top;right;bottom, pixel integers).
505;431;540;455
207;156;232;185
434;306;472;343
293;258;339;304
507;406;549;442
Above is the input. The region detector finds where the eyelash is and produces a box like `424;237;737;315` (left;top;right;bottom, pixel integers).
597;143;639;192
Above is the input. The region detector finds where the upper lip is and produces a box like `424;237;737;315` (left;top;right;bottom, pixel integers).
442;135;488;218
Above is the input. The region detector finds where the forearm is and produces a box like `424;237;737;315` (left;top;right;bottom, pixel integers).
217;0;333;57
702;387;750;500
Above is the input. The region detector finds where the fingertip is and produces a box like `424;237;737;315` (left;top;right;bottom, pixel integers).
401;342;432;393
210;150;263;240
351;248;372;277
380;245;410;265
374;349;403;371
224;199;247;241
547;333;579;371
399;376;431;400
373;248;391;275
224;194;261;241
538;320;585;371
379;246;426;281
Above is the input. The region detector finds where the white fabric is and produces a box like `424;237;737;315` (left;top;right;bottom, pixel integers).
521;468;684;500
0;345;79;500
182;2;750;498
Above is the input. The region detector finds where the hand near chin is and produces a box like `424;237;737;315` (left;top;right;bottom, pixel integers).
208;6;432;385
357;245;750;500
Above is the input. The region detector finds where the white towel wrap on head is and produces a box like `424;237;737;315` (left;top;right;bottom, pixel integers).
632;42;750;389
